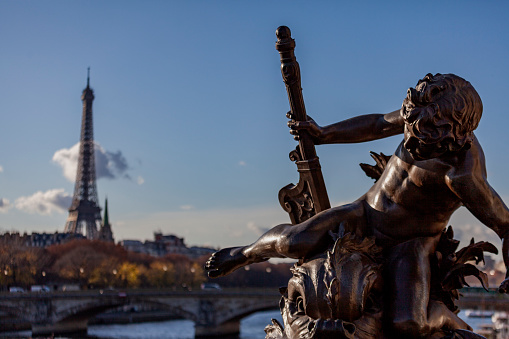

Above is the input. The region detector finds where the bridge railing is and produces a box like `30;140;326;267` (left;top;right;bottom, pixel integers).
0;287;282;300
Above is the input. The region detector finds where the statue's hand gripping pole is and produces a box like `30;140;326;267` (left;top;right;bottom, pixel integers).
276;26;331;225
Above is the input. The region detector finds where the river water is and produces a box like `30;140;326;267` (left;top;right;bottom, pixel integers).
1;310;491;339
88;310;282;339
1;310;282;339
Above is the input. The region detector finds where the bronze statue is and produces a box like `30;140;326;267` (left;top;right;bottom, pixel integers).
206;27;506;339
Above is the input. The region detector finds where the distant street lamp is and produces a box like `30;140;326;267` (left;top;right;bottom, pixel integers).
10;260;17;285
111;269;118;288
2;267;8;291
79;267;85;289
189;266;197;287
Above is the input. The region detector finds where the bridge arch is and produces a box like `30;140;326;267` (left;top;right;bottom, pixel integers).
58;301;127;324
125;298;199;323
28;297;128;336
0;289;282;338
52;297;127;323
0;304;26;322
228;304;279;323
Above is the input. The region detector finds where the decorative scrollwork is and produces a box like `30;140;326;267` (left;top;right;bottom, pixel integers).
281;62;300;84
289;145;302;162
279;180;315;224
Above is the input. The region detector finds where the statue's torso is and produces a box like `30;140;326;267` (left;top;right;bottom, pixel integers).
364;141;464;240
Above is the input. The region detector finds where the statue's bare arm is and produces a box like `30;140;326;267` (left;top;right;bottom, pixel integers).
447;142;509;292
288;109;404;144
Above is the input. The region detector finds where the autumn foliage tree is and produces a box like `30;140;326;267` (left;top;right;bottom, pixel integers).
51;246;107;283
145;261;176;288
1;239;293;290
0;238;49;288
115;262;145;288
88;257;121;287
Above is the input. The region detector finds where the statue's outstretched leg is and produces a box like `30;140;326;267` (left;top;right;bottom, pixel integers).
385;235;471;338
205;246;252;278
205;201;367;278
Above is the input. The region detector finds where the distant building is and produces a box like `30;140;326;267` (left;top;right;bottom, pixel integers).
119;232;215;259
27;232;85;247
188;246;216;259
153;233;189;255
0;231;85;248
118;240;145;254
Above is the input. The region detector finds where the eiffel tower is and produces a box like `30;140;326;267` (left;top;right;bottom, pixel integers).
64;69;102;239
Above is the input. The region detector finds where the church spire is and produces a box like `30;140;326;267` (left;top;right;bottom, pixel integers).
103;197;109;227
99;197;114;243
87;67;90;88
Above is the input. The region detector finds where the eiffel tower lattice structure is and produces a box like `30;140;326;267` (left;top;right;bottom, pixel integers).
64;69;102;239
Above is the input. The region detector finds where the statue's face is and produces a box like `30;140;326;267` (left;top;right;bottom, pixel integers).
403;119;446;160
401;75;451;160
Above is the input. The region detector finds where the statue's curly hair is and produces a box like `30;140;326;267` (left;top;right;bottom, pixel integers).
401;73;483;153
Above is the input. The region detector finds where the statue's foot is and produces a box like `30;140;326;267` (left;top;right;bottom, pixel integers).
205;246;249;278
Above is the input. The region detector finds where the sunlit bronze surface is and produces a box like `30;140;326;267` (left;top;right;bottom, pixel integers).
206;27;505;339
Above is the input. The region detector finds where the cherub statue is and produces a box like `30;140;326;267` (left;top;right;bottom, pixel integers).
206;73;509;338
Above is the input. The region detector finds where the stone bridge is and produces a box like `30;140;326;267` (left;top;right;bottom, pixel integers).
0;288;281;337
456;288;509;312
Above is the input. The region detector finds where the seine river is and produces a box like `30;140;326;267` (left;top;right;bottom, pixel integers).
1;310;488;339
2;310;282;339
88;310;281;339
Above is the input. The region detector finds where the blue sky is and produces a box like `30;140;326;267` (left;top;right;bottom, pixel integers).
1;1;509;251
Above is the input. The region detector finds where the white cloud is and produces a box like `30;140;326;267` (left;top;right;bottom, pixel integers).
180;205;194;211
95;144;130;180
0;198;11;213
238;161;247;166
247;221;270;236
0;165;3;173
231;229;245;238
52;143;79;181
53;142;130;182
137;176;145;185
15;189;72;215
